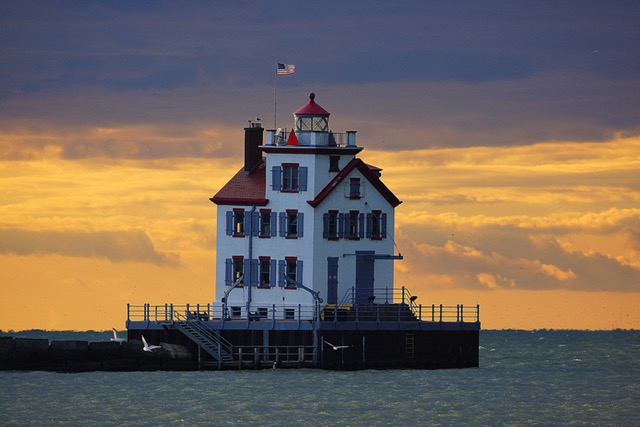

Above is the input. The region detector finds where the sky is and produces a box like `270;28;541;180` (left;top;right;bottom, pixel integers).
1;0;639;331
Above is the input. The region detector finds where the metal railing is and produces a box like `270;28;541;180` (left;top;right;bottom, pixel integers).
127;301;479;324
231;345;316;367
126;303;318;323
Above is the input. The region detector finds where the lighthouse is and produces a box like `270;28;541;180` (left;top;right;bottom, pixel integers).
210;93;402;319
125;92;480;370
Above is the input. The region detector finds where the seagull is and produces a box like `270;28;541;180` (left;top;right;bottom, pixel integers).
110;328;125;343
323;340;350;350
142;335;162;352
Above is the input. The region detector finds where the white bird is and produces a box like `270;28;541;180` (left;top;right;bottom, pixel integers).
142;335;162;352
323;340;349;350
110;328;125;343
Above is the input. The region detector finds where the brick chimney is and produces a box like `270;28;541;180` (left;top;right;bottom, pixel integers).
244;122;264;174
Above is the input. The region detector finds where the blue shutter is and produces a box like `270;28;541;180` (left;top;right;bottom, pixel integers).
251;259;259;287
338;213;345;238
323;213;329;238
296;260;303;285
243;210;250;236
366;213;372;238
225;211;233;235
278;260;285;287
270;259;277;287
381;213;387;238
359;213;365;238
299;166;308;191
251;211;259;236
297;212;304;237
272;166;282;191
243;258;250;286
270;212;278;237
279;212;286;237
225;258;232;286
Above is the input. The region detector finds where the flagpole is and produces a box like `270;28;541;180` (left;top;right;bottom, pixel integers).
273;61;278;129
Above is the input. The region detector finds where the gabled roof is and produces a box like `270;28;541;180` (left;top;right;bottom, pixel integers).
210;162;268;206
307;158;402;208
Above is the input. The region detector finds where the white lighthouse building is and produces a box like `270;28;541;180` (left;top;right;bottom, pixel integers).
211;93;402;319
126;92;480;370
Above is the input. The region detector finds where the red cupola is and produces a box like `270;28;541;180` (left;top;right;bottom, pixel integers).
293;92;330;132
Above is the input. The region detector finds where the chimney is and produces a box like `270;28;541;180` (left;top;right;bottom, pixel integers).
244;121;264;174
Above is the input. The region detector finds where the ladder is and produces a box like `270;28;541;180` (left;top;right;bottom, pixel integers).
405;333;415;359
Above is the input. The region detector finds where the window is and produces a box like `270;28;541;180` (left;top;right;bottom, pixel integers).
287;211;298;236
259;209;276;237
279;211;304;238
225;209;246;237
259;256;275;287
295;116;328;131
233;257;244;284
231;306;241;317
272;165;308;192
348;211;359;239
350;178;361;199
286;257;297;285
367;211;387;240
278;257;303;288
284;308;295;320
323;210;339;239
329;156;340;172
345;211;364;240
225;256;245;286
283;164;299;191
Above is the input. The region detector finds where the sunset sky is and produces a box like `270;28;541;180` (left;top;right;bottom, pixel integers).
1;1;639;331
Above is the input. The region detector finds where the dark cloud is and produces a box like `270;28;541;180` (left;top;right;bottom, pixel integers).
0;228;181;266
1;1;638;151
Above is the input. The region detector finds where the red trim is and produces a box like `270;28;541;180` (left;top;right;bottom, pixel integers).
307;158;402;208
285;256;297;261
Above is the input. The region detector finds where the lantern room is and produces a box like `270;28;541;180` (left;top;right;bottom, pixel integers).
293;92;330;132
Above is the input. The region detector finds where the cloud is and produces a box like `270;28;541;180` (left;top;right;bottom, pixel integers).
0;120;243;161
0;228;181;266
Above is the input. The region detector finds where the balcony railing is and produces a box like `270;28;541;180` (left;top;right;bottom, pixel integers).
126;301;479;324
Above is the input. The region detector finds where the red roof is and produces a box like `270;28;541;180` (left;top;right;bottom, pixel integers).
294;92;330;116
307;158;402;208
210;162;268;206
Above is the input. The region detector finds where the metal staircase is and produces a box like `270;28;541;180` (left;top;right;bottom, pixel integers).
172;312;234;364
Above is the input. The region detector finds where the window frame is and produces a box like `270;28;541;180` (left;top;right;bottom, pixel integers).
259;209;276;238
329;156;340;172
232;256;244;286
233;209;245;237
349;177;361;199
282;163;299;192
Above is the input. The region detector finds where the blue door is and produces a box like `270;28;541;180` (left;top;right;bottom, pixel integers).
355;251;375;304
327;257;338;304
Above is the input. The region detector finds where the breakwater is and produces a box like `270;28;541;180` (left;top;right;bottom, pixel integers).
0;336;195;372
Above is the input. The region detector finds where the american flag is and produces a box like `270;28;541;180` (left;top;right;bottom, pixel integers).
277;62;295;75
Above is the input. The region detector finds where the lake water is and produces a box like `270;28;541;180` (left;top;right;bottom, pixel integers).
1;330;638;426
